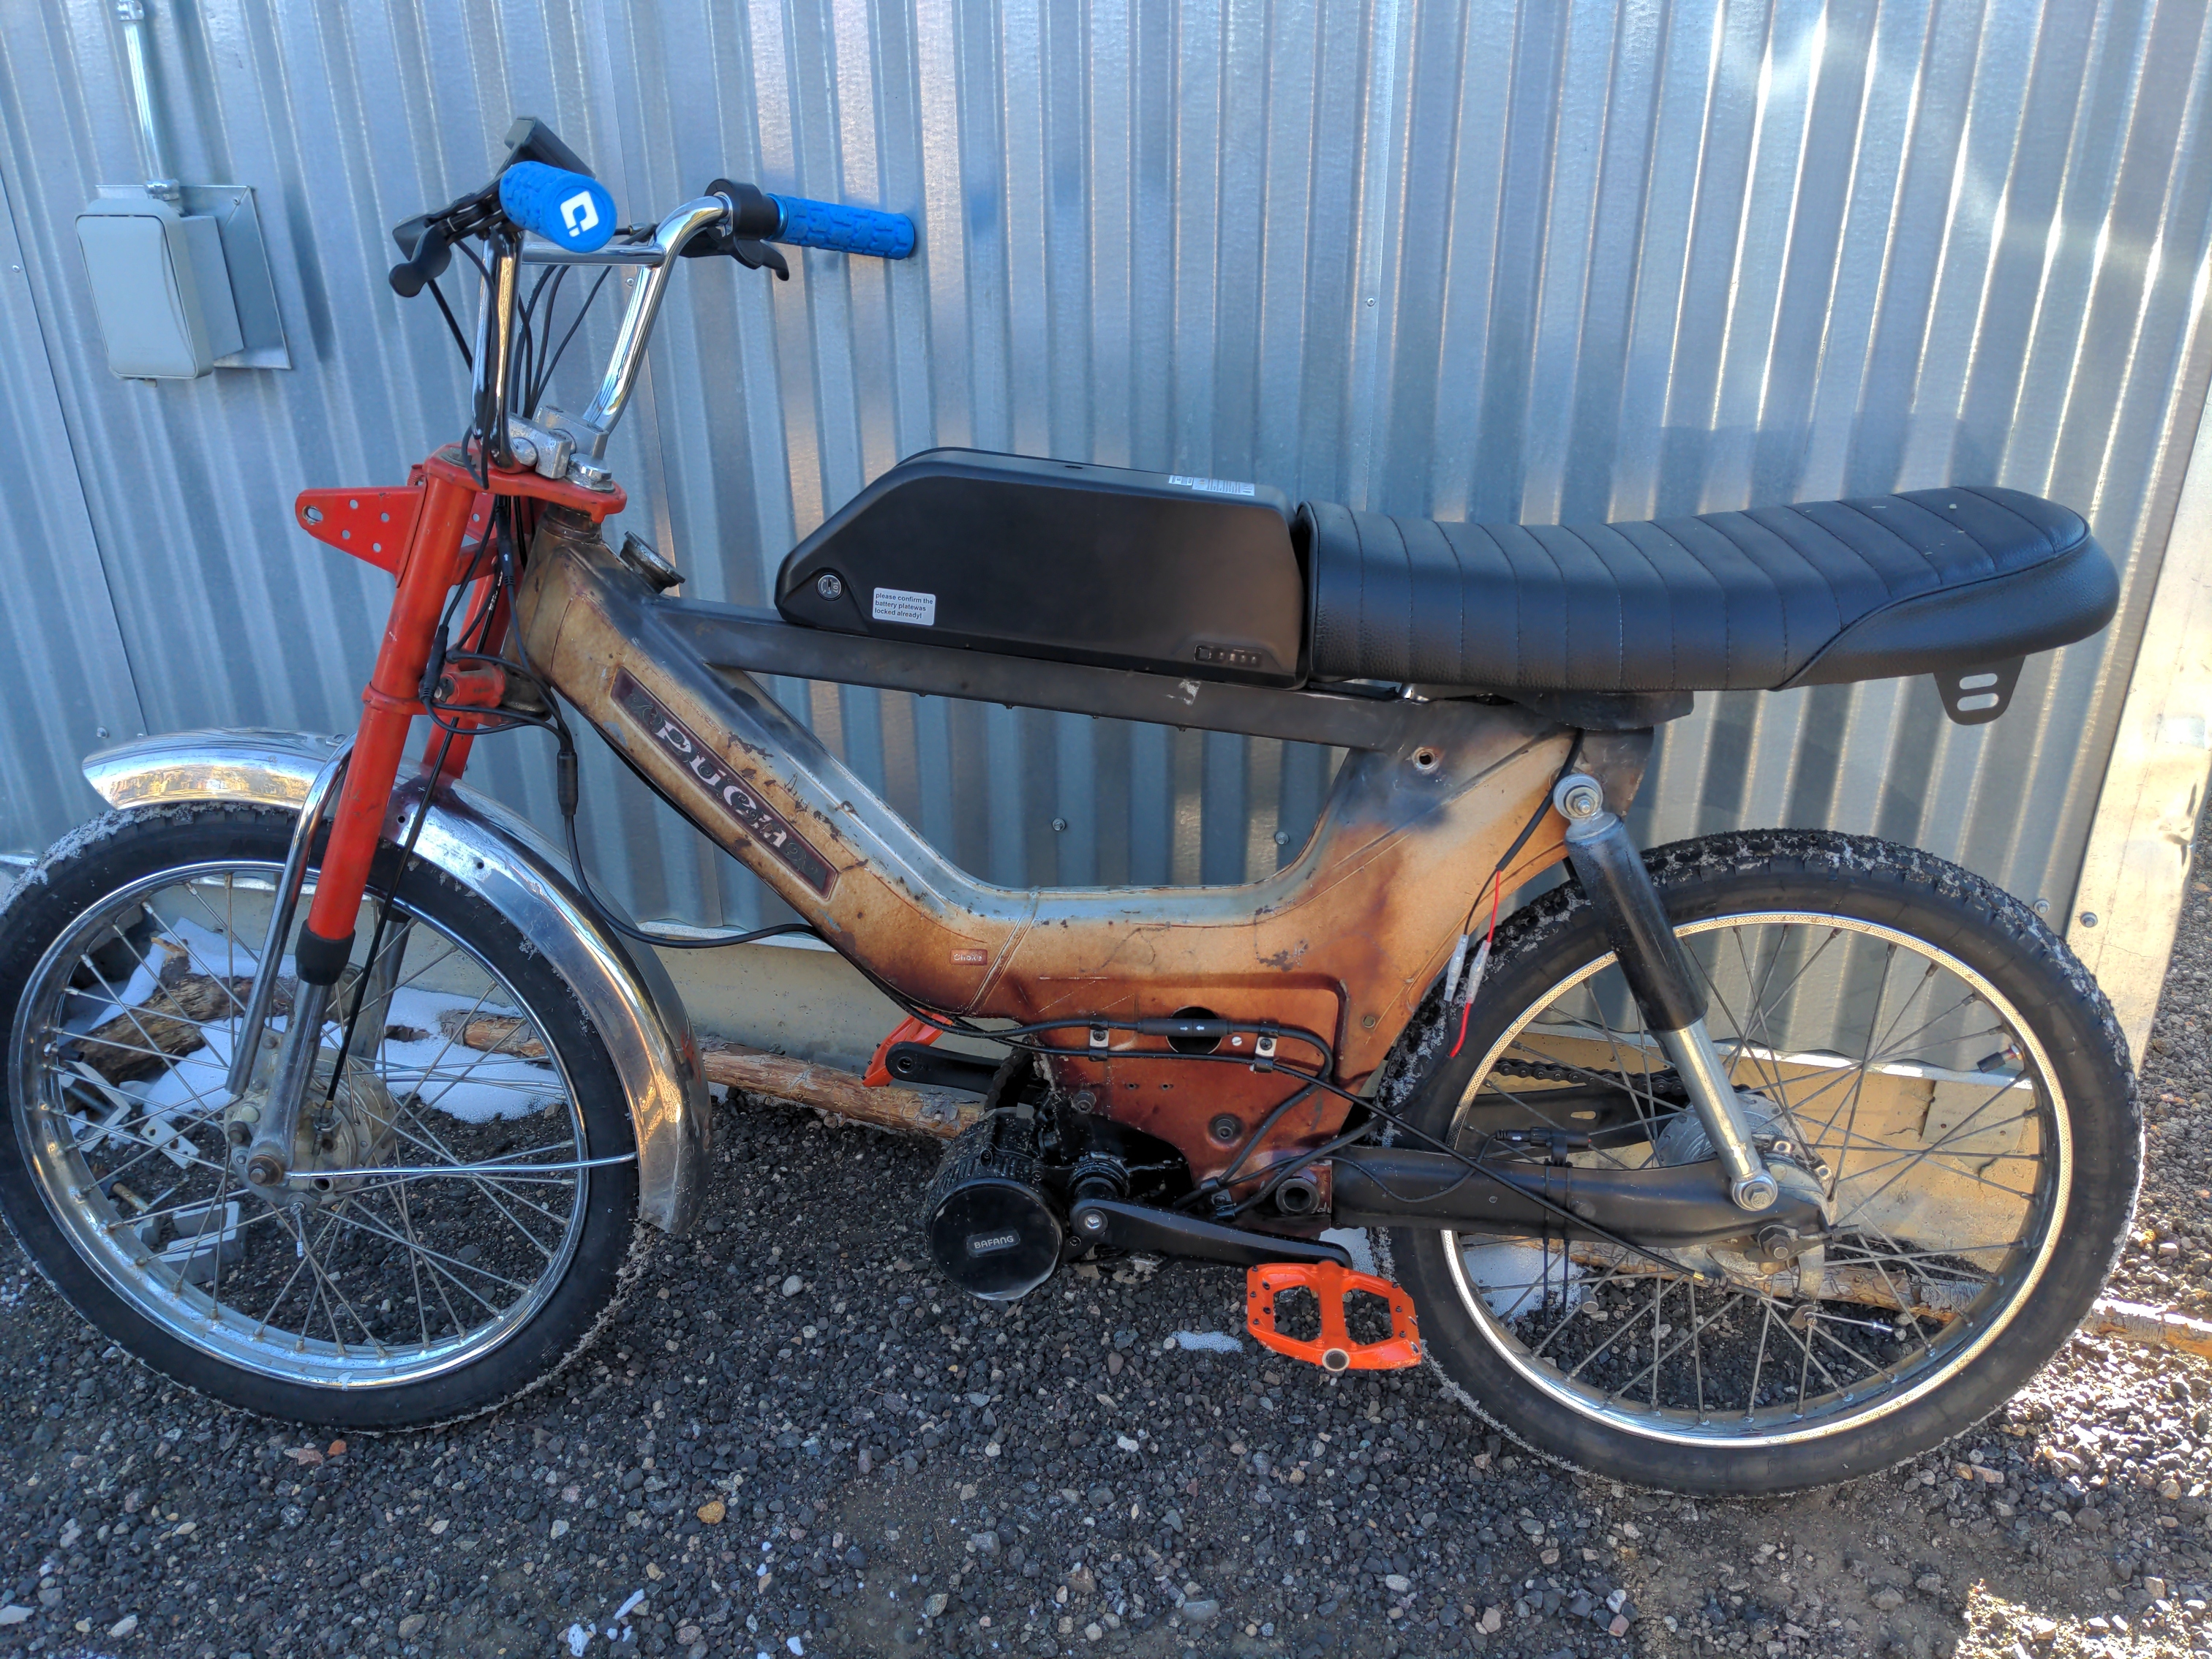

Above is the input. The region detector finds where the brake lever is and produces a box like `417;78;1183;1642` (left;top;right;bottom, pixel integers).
674;222;790;279
731;238;790;279
672;178;790;278
386;181;505;297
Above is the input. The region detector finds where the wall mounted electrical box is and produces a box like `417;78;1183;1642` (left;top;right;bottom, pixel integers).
76;195;239;379
75;189;290;380
78;1;290;381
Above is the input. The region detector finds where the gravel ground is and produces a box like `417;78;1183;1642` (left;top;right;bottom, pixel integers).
0;859;2208;1659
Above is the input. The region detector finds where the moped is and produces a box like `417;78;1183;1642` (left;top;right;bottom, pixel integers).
0;118;2134;1494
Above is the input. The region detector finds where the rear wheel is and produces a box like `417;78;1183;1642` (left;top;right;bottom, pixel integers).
1380;830;2139;1494
0;802;644;1427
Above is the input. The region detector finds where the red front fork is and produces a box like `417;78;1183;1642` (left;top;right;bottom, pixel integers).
294;468;485;979
290;448;626;985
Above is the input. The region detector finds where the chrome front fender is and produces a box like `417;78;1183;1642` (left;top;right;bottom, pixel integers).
83;729;711;1233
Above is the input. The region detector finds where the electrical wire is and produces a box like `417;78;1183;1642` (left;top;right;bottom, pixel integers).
425;275;473;368
530;266;609;413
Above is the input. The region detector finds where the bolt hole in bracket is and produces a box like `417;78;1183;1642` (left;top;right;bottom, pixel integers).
1246;1260;1423;1372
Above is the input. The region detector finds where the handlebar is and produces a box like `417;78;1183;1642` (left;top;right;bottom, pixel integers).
764;194;915;259
499;162;618;254
386;114;922;471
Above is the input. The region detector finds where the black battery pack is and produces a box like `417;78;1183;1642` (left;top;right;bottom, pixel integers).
774;449;1306;687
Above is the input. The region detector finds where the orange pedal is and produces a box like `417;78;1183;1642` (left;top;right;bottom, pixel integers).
1245;1260;1423;1372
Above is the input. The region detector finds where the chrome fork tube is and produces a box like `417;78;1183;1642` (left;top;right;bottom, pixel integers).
247;922;406;1192
1554;773;1778;1212
1657;1020;1778;1211
225;740;352;1099
244;978;331;1192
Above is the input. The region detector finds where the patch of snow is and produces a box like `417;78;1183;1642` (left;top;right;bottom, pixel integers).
567;1622;592;1656
374;986;560;1123
1173;1330;1244;1354
70;909;560;1125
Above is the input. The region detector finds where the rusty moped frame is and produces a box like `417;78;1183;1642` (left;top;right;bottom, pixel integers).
516;508;1624;1191
209;169;1783;1269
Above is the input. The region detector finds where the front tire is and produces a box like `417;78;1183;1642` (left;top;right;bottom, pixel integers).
0;802;644;1428
1381;830;2139;1494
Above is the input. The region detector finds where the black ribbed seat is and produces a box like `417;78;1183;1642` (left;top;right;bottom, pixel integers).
1299;485;2116;693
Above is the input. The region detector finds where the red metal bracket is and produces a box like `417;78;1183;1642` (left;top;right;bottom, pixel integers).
294;486;423;575
1246;1260;1423;1372
421;445;628;520
863;1015;941;1088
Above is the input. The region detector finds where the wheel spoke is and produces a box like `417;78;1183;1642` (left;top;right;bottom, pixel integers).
1448;904;2067;1448
12;859;592;1390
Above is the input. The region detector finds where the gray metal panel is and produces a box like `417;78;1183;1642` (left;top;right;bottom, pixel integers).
0;163;146;854
0;0;2208;938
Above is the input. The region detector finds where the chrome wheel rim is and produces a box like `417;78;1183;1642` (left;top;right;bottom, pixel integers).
1441;910;2069;1447
10;859;590;1392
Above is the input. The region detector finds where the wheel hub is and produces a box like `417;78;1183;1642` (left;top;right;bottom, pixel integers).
225;1052;399;1208
1649;1092;1830;1297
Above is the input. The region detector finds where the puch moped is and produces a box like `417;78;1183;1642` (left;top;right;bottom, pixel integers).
0;118;2134;1494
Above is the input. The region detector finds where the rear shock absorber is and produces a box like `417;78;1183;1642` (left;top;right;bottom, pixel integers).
1552;772;1779;1212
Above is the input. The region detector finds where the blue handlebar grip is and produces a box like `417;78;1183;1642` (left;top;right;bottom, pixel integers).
767;194;916;259
500;162;618;254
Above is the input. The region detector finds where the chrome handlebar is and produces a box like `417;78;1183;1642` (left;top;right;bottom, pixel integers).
489;195;738;473
571;196;732;456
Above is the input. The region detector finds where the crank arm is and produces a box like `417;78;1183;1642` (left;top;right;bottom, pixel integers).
883;1042;1000;1094
1068;1197;1351;1270
1328;1148;1824;1248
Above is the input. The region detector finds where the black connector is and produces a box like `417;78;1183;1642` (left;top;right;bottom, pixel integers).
556;745;580;816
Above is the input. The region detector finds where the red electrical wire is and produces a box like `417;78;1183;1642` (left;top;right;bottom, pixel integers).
1448;868;1503;1059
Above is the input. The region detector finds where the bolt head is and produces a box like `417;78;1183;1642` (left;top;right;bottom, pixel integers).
1560;783;1601;819
816;571;845;601
1731;1172;1780;1211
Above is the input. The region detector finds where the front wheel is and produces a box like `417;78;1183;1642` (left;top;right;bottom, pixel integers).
0;802;644;1428
1380;830;2139;1494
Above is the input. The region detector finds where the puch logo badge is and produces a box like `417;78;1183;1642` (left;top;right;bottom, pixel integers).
612;669;836;896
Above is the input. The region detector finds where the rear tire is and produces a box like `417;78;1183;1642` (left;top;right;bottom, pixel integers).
0;802;644;1429
1379;830;2139;1494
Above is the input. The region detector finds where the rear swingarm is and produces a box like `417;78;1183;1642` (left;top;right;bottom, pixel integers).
1328;1146;1823;1249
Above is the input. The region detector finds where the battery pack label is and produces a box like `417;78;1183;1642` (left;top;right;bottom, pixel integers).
872;587;938;625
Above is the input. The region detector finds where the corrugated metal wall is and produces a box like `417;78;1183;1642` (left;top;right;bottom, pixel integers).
3;0;2209;933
